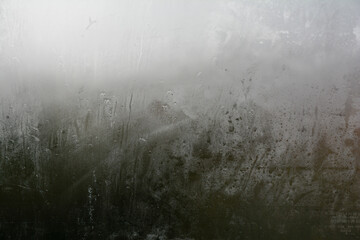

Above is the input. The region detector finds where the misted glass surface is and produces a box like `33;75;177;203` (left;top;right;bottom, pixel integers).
0;0;360;239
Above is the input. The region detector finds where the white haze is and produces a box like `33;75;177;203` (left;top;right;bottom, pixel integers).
0;0;359;113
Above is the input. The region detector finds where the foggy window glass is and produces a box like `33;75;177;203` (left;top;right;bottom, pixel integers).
0;0;360;239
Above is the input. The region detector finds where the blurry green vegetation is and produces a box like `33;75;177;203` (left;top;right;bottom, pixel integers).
0;82;359;240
